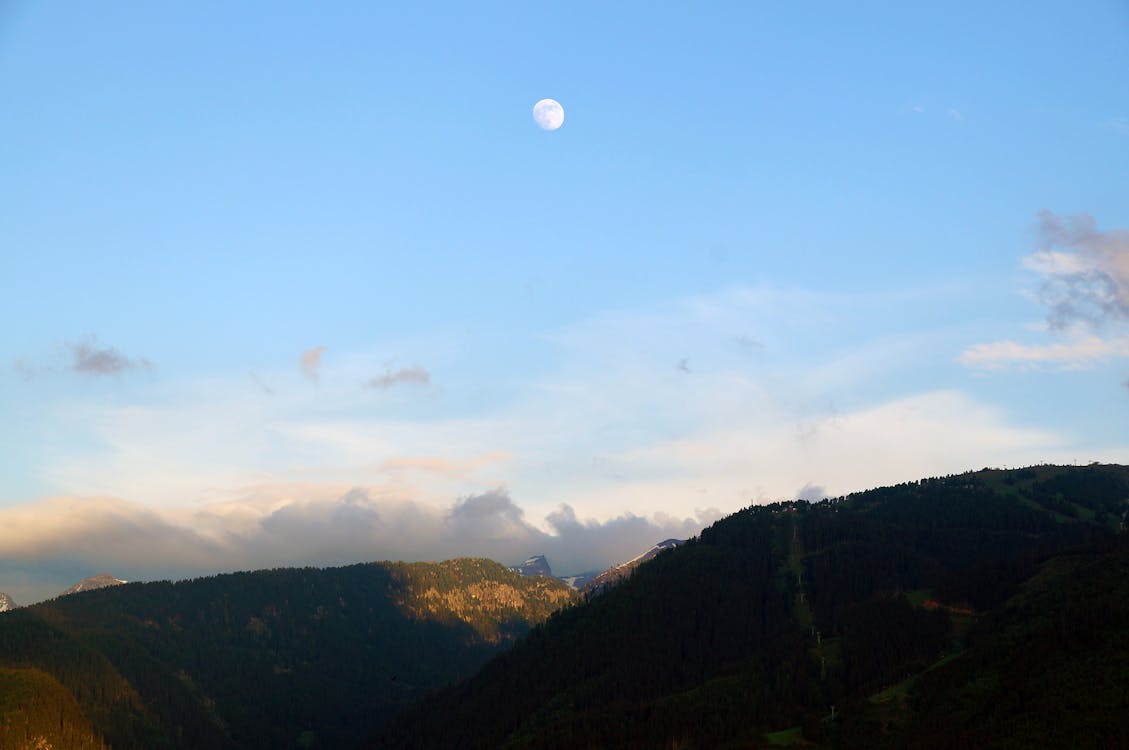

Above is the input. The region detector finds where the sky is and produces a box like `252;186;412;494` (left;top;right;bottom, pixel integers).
2;1;1128;604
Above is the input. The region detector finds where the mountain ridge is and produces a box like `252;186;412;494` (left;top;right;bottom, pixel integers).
373;463;1129;749
0;557;576;749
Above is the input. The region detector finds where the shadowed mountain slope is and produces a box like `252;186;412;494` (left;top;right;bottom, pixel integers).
374;464;1129;749
0;558;574;749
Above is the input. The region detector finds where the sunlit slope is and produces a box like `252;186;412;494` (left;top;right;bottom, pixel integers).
0;667;107;750
0;558;575;749
374;464;1129;749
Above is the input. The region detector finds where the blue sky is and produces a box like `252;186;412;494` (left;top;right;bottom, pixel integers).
2;1;1128;602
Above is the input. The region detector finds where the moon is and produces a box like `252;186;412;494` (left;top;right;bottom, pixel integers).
532;99;565;130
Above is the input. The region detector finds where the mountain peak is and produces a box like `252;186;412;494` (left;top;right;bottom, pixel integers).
60;574;128;597
512;555;554;578
583;538;686;592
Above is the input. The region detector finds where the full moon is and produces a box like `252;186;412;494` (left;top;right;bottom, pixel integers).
532;99;565;130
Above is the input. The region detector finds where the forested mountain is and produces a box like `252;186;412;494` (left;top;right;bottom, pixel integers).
0;558;574;749
0;667;107;750
375;464;1129;749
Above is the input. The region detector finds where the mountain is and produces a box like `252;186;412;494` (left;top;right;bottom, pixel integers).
60;574;128;596
513;554;554;578
513;555;601;590
0;558;576;749
582;538;685;592
374;464;1129;749
0;667;108;749
556;571;599;590
0;592;15;612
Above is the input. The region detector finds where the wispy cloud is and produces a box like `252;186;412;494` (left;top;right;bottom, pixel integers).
959;336;1129;369
733;334;762;352
68;337;151;375
249;372;275;396
947;108;964;122
364;365;430;390
12;359;40;380
300;346;326;383
1102;117;1129;136
378;453;510;479
961;212;1129;371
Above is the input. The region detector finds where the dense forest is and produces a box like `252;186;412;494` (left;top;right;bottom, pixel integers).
374;464;1129;749
0;668;106;750
0;558;573;749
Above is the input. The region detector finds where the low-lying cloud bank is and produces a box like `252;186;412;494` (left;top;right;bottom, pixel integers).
0;487;719;606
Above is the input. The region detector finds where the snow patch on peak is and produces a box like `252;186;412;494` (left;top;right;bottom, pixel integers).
512;555;554;578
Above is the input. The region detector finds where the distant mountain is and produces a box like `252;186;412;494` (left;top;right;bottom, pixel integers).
512;555;601;590
557;571;599;590
512;543;688;593
0;591;15;612
60;573;127;596
0;558;575;749
374;464;1129;749
513;554;554;578
582;538;685;592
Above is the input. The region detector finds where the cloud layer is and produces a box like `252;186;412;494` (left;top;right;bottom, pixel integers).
0;486;716;605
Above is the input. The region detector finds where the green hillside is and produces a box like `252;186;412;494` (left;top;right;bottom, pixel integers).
374;464;1129;749
840;537;1129;749
0;558;574;749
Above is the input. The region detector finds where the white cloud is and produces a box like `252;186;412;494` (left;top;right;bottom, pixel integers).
959;336;1129;369
961;212;1129;373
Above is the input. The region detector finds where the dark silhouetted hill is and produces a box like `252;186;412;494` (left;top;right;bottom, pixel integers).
373;464;1129;749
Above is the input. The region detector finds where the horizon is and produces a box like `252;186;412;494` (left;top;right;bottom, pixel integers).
2;460;1118;606
2;2;1128;606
